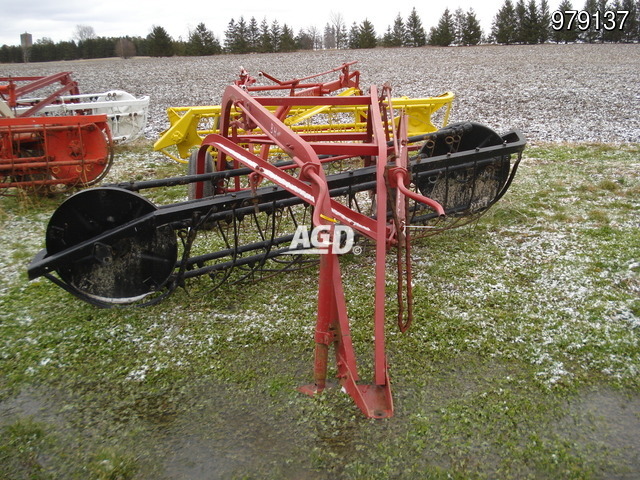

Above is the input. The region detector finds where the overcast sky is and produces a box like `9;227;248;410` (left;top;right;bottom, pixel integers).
0;0;539;47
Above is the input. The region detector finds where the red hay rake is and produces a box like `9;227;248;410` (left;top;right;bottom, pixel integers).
29;64;526;418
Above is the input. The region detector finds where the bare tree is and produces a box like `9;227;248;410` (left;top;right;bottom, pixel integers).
115;38;136;58
329;12;347;48
73;25;96;42
323;23;336;49
307;25;321;50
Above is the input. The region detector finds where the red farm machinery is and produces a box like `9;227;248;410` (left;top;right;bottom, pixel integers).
1;72;149;193
28;63;525;418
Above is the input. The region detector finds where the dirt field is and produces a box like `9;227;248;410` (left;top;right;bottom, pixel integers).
1;43;639;144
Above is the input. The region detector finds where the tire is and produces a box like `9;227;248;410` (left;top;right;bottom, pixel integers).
187;149;215;200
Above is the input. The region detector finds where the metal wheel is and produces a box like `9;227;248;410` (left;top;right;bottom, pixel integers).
415;122;510;215
45;187;177;304
46;122;113;187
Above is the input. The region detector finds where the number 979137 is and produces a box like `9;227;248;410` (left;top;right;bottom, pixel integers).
551;10;630;31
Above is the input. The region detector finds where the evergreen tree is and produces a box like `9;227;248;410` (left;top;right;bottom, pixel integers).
620;0;638;41
296;29;315;50
77;38;92;58
132;36;148;56
603;0;636;43
0;44;23;63
224;19;238;52
522;0;541;43
30;38;55;62
95;37;117;58
224;17;249;53
359;19;377;48
15;3;637;61
248;17;260;52
348;22;361;48
429;8;456;46
492;0;517;44
388;13;405;47
236;17;249;53
259;18;273;53
601;0;614;41
581;0;600;42
634;0;640;41
551;0;580;42
187;23;220;55
462;9;483;45
280;24;297;51
338;24;349;49
596;0;609;42
405;7;427;46
538;0;552;42
514;0;527;42
58;41;78;60
147;25;173;56
271;20;282;52
382;26;394;47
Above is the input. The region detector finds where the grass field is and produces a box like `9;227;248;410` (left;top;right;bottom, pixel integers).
0;141;639;479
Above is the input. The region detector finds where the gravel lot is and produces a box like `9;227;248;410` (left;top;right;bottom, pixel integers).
1;43;639;144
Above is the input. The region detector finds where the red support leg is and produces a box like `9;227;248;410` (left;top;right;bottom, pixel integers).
299;251;393;418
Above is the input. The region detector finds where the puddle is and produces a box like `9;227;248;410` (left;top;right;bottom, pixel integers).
157;381;327;480
558;388;640;479
0;386;63;427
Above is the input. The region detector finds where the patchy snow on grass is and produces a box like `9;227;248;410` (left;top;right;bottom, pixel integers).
0;45;638;395
0;213;47;296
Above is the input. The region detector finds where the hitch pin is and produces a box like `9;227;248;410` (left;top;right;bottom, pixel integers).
399;220;440;235
404;224;440;229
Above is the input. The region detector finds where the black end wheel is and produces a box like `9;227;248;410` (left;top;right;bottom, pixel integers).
45;187;177;304
415;122;511;216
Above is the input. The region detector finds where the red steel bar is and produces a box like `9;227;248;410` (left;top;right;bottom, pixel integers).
197;80;427;418
0;73;80;117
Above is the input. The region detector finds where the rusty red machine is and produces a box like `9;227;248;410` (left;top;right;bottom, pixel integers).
1;72;149;193
28;64;525;418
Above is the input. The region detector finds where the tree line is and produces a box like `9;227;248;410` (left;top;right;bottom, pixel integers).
1;0;638;63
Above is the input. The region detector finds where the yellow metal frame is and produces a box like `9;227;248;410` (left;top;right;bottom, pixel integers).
153;91;454;163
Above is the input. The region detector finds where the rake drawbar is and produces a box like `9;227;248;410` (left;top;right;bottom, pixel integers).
28;64;526;418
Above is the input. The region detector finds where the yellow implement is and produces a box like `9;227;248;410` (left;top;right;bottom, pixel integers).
154;91;454;163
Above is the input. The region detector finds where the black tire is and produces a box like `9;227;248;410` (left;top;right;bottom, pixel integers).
187;149;215;200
